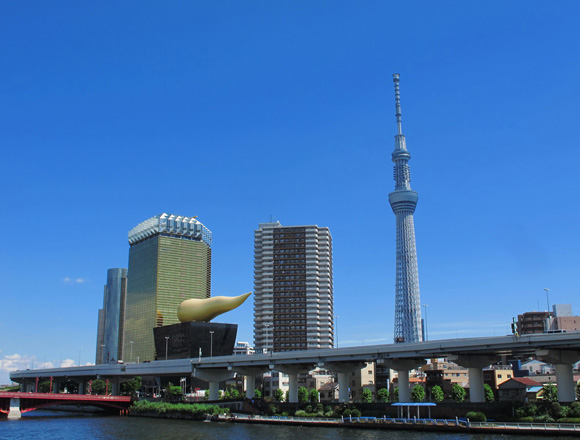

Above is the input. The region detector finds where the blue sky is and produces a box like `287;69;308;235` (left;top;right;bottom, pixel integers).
1;1;579;383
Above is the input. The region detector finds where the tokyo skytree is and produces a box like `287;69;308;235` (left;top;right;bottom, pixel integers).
388;73;422;343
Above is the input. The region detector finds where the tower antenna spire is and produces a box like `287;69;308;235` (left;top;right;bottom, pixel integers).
393;73;403;135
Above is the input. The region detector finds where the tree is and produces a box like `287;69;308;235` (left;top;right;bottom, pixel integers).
451;384;466;403
431;385;444;403
542;383;558;402
92;379;106;395
393;387;399;402
377;388;389;403
273;388;284;402
60;379;79;394
204;389;210;400
254;389;262;399
285;390;289;403
309;388;319;404
39;381;51;393
166;382;182;401
484;384;495;403
229;388;240;399
362;388;373;403
121;376;142;397
411;385;425;402
298;386;308;403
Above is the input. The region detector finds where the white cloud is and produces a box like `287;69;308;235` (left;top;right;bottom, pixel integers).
0;353;34;384
61;359;76;368
63;277;88;284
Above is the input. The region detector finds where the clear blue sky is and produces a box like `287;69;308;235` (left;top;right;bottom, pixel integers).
2;1;579;383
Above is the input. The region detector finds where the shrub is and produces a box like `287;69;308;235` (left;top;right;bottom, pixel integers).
557;417;580;423
305;405;312;413
519;416;534;423
570;402;580;418
534;414;555;423
295;410;308;417
130;400;225;417
466;411;487;422
549;402;565;419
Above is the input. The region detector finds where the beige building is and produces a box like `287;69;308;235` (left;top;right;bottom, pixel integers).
483;366;514;390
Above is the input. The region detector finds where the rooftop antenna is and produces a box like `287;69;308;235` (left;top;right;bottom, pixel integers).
393;73;403;135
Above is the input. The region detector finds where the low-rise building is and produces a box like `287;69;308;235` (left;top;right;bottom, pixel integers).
498;377;543;402
483;365;514;390
233;342;255;356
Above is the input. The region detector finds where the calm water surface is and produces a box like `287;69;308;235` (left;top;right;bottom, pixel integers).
0;411;565;440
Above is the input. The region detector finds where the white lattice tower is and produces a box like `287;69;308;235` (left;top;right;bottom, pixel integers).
388;73;422;343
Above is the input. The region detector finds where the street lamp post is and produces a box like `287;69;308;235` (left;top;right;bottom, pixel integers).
544;288;550;312
165;336;169;361
422;304;429;342
130;341;134;364
78;347;82;367
209;331;214;357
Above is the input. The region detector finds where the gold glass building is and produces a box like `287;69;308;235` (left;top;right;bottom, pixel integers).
123;214;212;362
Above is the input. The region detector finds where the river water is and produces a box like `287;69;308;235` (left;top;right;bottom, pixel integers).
0;411;561;440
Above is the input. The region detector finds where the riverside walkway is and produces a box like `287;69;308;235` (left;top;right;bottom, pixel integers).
225;414;580;436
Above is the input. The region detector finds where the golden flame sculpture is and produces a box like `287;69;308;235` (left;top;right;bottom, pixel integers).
177;292;252;323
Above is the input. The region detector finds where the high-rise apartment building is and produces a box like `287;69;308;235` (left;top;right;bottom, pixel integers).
123;213;212;362
389;74;422;343
253;222;333;352
95;268;127;364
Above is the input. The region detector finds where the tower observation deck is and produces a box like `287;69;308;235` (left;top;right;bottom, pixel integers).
388;73;422;343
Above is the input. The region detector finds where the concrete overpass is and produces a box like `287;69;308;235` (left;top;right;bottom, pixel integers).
10;332;580;402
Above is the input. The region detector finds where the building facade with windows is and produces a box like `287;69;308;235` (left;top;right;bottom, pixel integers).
253;222;333;352
95;268;128;364
123;213;212;362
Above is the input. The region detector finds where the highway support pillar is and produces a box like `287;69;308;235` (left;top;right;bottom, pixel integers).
379;359;425;403
276;364;315;403
231;367;268;400
110;377;120;396
78;380;85;395
192;368;235;401
8;398;21;420
448;355;495;403
537;350;580;402
323;362;366;403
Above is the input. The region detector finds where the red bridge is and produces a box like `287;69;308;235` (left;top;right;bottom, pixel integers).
0;392;132;419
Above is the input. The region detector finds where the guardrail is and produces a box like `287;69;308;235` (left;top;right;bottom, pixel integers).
469;421;580;432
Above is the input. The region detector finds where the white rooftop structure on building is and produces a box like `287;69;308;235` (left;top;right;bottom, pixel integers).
128;213;212;246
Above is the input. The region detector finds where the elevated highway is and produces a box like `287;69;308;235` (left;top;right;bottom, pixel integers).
10;332;580;403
